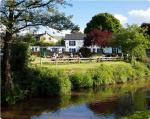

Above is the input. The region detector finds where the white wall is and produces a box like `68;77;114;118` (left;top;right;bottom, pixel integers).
65;40;84;52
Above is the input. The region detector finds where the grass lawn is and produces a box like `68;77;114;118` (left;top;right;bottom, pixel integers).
30;55;130;73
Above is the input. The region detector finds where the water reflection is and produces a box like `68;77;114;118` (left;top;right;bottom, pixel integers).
1;79;150;119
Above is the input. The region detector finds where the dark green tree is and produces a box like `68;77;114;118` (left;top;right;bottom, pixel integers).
84;13;122;33
0;0;74;91
141;23;150;36
112;25;150;62
71;25;80;33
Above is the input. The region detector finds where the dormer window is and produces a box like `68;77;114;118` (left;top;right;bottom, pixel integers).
69;41;76;46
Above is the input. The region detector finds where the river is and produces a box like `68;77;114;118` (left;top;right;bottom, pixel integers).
1;79;150;119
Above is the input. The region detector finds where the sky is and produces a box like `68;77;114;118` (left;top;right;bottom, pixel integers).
32;0;150;35
60;0;150;31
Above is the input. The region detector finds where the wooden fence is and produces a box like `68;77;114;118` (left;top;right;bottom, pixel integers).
50;57;123;64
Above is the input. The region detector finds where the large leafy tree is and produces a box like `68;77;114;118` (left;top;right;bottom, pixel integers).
112;25;150;62
0;0;74;91
141;23;150;36
84;13;122;33
84;28;112;53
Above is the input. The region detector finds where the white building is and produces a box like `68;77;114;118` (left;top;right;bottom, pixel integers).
64;32;121;54
65;32;85;52
31;32;122;55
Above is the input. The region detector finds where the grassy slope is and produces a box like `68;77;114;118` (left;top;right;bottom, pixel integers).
31;60;130;73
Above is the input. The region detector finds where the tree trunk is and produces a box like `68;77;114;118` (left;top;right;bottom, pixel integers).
2;32;13;91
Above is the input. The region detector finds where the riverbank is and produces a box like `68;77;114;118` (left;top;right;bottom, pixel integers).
2;61;150;104
20;61;150;93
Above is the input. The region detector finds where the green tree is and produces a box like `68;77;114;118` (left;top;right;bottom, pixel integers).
71;25;80;33
141;23;150;36
84;13;122;33
112;25;150;62
0;0;74;92
16;33;36;45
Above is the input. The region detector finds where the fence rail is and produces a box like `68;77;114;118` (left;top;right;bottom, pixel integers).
50;57;123;64
32;57;124;66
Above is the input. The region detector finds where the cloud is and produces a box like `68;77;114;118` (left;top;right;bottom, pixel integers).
128;7;150;24
114;14;128;25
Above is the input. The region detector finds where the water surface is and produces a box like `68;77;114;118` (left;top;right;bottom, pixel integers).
2;79;150;119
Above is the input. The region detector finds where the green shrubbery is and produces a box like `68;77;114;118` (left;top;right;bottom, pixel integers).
121;110;150;119
11;42;31;71
92;64;114;85
69;62;150;88
13;68;71;96
4;47;150;105
132;61;150;78
113;65;135;83
8;62;150;103
79;47;92;57
70;73;93;89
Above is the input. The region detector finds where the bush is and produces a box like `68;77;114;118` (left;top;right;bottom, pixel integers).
70;73;93;89
14;67;71;96
11;42;31;71
1;84;27;104
121;111;150;119
79;47;91;57
132;61;150;78
92;64;114;86
113;65;135;83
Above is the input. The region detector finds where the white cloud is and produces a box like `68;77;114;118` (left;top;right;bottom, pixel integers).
114;14;128;25
128;7;150;24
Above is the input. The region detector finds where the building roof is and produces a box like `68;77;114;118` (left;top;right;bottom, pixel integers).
65;32;85;40
34;32;54;41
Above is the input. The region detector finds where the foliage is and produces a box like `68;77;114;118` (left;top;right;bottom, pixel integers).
79;47;92;57
13;67;71;96
84;28;112;47
141;23;150;36
92;64;114;85
11;42;31;71
57;37;65;45
5;86;27;105
71;25;80;33
84;13;122;33
113;65;135;83
1;0;74;94
121;110;150;119
17;33;36;45
132;61;150;78
0;0;74;34
70;73;93;89
112;25;150;62
2;61;150;104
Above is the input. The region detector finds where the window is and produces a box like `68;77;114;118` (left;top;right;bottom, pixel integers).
97;48;103;53
93;48;96;53
69;41;76;46
112;48;117;53
35;48;37;52
69;48;76;53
